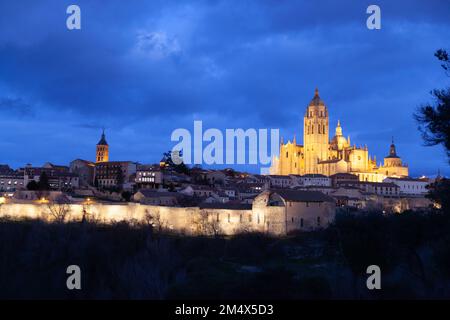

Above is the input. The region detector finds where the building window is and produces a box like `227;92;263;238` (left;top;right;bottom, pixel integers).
300;218;304;227
317;216;321;226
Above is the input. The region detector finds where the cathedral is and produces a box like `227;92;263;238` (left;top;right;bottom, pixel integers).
269;89;409;182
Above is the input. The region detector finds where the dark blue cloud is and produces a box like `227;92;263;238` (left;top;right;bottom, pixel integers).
0;0;449;176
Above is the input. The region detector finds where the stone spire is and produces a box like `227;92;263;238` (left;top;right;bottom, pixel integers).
388;136;398;158
97;129;108;146
309;87;325;106
335;120;343;136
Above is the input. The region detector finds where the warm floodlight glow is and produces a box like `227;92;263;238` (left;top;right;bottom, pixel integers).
38;197;49;204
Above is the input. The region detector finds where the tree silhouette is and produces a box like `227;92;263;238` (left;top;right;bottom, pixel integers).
26;180;39;191
414;49;450;213
414;49;450;162
38;171;51;190
162;150;190;174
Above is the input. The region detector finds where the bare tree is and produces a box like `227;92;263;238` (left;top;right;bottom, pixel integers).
46;195;71;222
144;209;164;234
192;211;222;236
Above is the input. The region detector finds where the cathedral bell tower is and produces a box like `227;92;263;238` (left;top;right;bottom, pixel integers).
303;88;329;173
96;130;109;163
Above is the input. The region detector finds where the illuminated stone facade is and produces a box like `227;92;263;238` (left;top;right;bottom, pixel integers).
270;89;409;181
96;130;109;163
0;189;336;236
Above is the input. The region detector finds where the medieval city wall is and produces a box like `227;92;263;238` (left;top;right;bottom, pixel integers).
0;203;287;236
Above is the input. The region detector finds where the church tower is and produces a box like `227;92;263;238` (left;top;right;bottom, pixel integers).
378;137;408;177
96;130;109;163
303;88;329;173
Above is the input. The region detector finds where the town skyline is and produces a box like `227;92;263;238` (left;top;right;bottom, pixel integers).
1;90;447;179
0;0;449;176
1;1;449;304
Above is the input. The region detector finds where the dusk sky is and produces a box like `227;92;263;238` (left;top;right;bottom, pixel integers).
0;0;449;176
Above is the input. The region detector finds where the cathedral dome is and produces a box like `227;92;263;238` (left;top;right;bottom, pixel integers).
309;88;325;106
385;137;399;159
331;135;348;151
330;120;348;150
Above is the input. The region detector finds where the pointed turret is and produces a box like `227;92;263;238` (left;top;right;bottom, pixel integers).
97;129;108;146
335;120;343;136
386;136;399;158
308;87;325;106
96;129;109;162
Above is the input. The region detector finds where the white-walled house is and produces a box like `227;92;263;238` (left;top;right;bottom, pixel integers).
290;174;332;187
383;177;429;196
267;175;293;188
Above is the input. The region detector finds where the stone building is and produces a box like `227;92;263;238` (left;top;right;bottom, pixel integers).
0;171;24;192
21;165;79;191
70;159;95;186
94;161;137;189
133;189;182;206
135;164;163;189
253;189;336;233
383;177;429;196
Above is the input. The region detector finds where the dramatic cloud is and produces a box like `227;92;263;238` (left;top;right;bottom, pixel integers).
0;0;449;175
